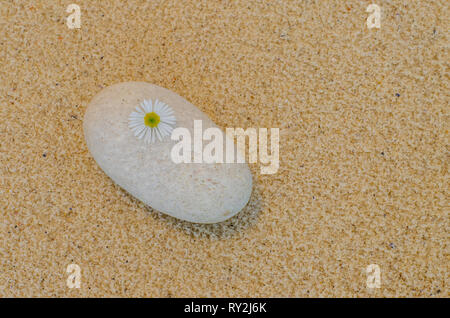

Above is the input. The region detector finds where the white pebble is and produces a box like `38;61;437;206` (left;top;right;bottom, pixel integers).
83;82;252;223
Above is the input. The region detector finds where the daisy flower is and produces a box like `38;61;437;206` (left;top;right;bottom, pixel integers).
128;99;176;143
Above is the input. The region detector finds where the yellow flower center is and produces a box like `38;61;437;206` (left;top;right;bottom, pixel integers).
144;112;160;128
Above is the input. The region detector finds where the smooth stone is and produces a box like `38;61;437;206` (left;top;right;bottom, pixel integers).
83;82;252;223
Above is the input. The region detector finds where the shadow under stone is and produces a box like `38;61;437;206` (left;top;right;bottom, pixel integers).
146;180;263;240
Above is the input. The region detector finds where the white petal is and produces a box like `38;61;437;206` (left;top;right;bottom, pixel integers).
144;129;152;144
161;120;176;126
139;127;150;139
141;127;149;140
155;100;162;113
163;105;173;114
129;117;143;123
157;125;168;137
158;122;171;135
137;127;145;139
155;127;163;141
129;119;144;124
129;124;143;131
161;115;176;122
129;118;144;123
129;112;143;119
134;126;145;138
135;106;145;114
143;100;152;113
159;106;173;117
129;121;144;128
160;102;168;111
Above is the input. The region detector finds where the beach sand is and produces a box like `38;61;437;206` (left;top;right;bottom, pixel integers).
0;0;448;297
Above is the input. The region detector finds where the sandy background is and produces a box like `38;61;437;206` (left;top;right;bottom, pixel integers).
0;0;448;297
